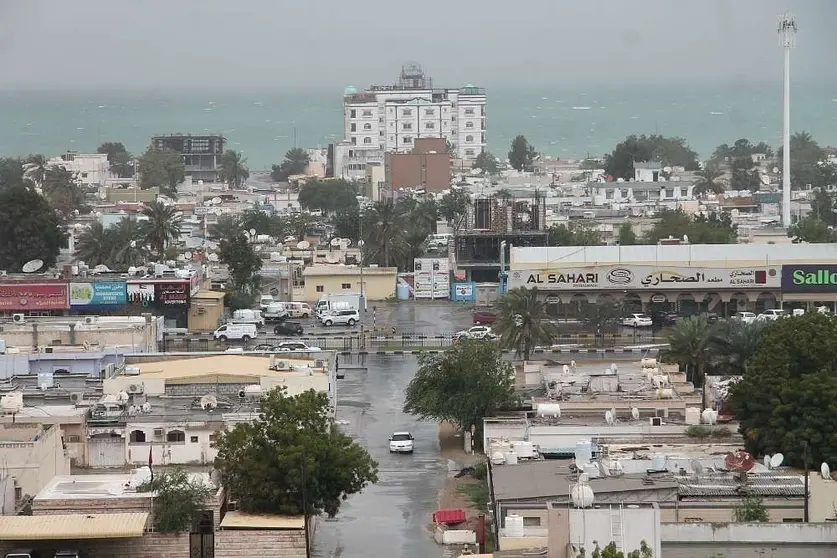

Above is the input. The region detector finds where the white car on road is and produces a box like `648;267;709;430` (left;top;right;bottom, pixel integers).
757;309;786;321
273;341;322;352
389;432;414;453
321;310;360;327
734;311;757;324
455;326;497;340
621;313;653;328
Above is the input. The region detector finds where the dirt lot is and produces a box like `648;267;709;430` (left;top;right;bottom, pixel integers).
434;422;488;533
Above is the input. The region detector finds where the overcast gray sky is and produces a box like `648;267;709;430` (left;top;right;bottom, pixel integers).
0;0;834;91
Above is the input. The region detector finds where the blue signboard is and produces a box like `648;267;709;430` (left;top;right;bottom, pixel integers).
69;282;127;307
451;282;477;302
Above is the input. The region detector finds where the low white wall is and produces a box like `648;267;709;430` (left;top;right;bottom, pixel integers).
662;522;837;558
433;527;476;545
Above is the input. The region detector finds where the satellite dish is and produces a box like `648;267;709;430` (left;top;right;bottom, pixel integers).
297;241;310;250
631;407;639;420
330;238;341;247
249;228;257;236
22;259;44;273
93;264;110;273
605;410;614;425
772;166;779;174
761;175;770;185
98;191;107;200
610;407;617;420
609;363;618;374
663;166;672;173
343;238;352;247
141;402;151;413
821;462;831;480
764;455;771;469
358;239;365;247
770;453;784;469
563;364;569;374
184;251;192;259
690;459;704;475
212;197;222;204
200;394;218;410
254;245;262;252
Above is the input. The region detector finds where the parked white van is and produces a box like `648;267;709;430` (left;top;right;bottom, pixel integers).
259;295;275;310
213;323;258;342
283;302;312;318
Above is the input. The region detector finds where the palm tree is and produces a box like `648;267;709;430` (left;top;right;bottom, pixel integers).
208;214;242;240
75;222;117;266
663;316;714;391
710;320;766;376
23;154;49;190
693;163;725;197
219;149;250;189
493;288;558;360
142;201;182;259
110;218;148;267
363;199;403;268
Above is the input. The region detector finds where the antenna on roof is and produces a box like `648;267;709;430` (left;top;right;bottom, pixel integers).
22;259;44;273
690;459;704;476
770;453;784;469
631;407;640;420
821;462;832;480
604;410;614;425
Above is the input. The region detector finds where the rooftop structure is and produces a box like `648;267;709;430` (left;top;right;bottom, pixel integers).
151;134;226;183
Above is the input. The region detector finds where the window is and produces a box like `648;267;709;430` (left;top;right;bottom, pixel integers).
466;135;474;143
129;430;146;443
166;430;186;443
190;436;199;443
425;122;435;130
403;137;413;144
363;123;372;130
341;283;351;289
351;137;356;145
403;123;413;130
363;137;372;144
783;518;803;523
67;434;80;443
522;517;542;527
465;121;474;129
465;108;475;115
425;108;435;116
362;109;373;117
316;285;324;293
465;149;475;156
402;108;412;116
351;123;357;132
350;109;356;118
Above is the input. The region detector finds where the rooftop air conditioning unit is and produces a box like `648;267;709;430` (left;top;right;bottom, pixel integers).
153;428;164;438
84;316;97;325
655;408;669;418
39;347;54;354
12;314;25;324
649;417;663;426
127;383;144;394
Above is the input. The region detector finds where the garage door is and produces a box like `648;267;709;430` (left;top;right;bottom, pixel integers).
88;435;126;467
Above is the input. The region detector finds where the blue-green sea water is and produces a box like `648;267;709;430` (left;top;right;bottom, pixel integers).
1;82;835;170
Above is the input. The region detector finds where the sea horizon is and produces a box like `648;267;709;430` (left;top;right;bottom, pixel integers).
1;81;835;170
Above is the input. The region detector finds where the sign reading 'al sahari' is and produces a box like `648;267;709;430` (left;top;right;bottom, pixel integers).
782;265;837;293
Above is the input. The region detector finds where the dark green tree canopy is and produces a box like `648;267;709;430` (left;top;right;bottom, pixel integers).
297;179;358;213
214;387;378;517
438;188;471;228
141;201;182;259
616;222;637;245
547;222;602;246
788;216;836;243
473;151;500;175
643;209;736;244
219;149;250;188
778;132;828;189
97;142;134;178
604;134;699;180
712;138;774;162
271;148;310;182
493;287;558;360
404;341;517;444
508;135;537;172
218;233;262;293
0;183;67;272
138;146;185;197
728;313;837;468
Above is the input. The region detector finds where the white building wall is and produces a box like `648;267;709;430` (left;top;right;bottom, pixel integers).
125;421;217;466
48;153;112;187
569;506;661;557
0;426;70;500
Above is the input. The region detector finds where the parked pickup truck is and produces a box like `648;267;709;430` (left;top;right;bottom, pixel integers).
263;303;290;323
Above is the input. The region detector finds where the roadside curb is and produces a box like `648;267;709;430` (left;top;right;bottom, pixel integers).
338;348;652;356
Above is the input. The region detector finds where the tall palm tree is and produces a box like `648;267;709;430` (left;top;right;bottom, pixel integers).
663;316;714;389
693;163;725;198
75;222;117;266
23;154;49;190
209;214;242;240
219;150;250;189
493;288;557;360
710;320;766;376
142;201;182;259
110;218;148;267
363;199;403;268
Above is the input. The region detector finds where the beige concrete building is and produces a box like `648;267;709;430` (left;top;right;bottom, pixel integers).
187;290;226;332
0;424;70;504
1;405;88;467
302;265;397;301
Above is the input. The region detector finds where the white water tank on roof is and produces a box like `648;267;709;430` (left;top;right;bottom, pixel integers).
656;388;674;399
685;407;701;426
505;451;518;465
536;403;561;418
505;514;525;537
701;409;718;425
571;482;595;508
491;452;506;465
575;440;593;466
511;441;535;459
652;455;666;471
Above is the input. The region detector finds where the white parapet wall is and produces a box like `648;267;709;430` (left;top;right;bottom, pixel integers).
662;522;837;558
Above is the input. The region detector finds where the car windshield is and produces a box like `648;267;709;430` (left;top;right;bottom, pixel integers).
391;433;412;441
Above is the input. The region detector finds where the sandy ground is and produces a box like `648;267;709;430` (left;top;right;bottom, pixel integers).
434;422;487;533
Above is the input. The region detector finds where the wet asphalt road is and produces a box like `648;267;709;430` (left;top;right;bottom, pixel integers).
312;353;449;558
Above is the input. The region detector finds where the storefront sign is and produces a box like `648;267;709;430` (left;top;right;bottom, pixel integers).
70;282;127;307
781;265;837;293
414;258;450;299
156;282;189;306
508;265;780;291
0;283;68;310
451;282;475;301
127;283;156;307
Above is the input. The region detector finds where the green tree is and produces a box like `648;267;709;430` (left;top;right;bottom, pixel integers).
331;207;361;241
712;138;774;163
733;495;770;522
23;154;49;189
218;233;262;294
693;163;726;197
277;212;318;240
547;222;602;246
403;341;517;447
729;155;761;191
810;188;837;225
617;222;637;245
141;201;182;258
0;185;67;272
643;209;736;244
663;316;713;388
604;135;699;180
473;151;500;175
0;157;25;188
710;320;766;376
576;540;653;558
43;166;87;219
219;149;250;188
138;147;185;197
362;198;402;268
574;299;626;338
788;216;836;243
138;468;213;533
214;387;378;517
97;142;134;178
494;287;558;359
297;179;358;213
208;214;242;240
438;188;471;229
727;313;837;467
778;132;827;189
240;209;272;236
508;135;537;172
271;148;310;182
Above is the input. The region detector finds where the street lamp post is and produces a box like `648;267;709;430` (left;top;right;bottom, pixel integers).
779;13;797;228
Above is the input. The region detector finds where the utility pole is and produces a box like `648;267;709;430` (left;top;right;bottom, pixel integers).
803;441;810;522
779;13;797;228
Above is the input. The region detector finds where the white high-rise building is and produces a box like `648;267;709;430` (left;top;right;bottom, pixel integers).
341;64;486;171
